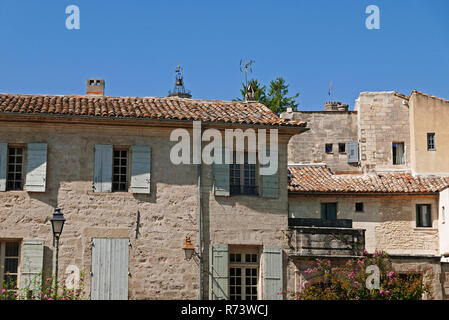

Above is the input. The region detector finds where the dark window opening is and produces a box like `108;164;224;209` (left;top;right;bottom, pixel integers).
416;204;432;228
355;202;364;212
338;143;346;153
392;142;405;165
427;133;435;151
112;149;128;192
0;241;20;290
6;147;24;191
321;203;337;220
325;144;333;153
230;152;257;196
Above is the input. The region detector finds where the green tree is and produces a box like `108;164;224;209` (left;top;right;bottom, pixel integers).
264;77;299;114
235;77;299;115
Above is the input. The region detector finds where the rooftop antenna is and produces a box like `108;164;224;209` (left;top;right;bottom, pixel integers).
240;59;255;89
168;64;192;98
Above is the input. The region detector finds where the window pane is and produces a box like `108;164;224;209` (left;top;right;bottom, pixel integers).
5;242;19;256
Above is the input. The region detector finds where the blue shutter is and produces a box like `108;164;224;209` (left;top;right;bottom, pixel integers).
209;244;229;300
261;151;279;198
93;145;112;193
25;143;48;192
213;148;230;197
21;239;44;290
263;246;283;300
130;146;151;194
0;143;6;192
91;238;129;300
347;142;359;163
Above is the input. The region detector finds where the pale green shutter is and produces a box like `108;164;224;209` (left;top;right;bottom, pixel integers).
130;146;151;194
209;244;229;300
261;151;279;198
94;145;112;193
25;143;48;192
213;148;230;196
0;143;6;192
263;246;283;300
21;239;44;290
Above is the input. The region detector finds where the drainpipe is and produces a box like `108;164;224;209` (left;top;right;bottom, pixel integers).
195;121;204;300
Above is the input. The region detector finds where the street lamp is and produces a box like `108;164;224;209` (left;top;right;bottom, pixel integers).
50;208;66;298
183;237;197;261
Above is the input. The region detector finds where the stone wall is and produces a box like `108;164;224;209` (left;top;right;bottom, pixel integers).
288;194;440;256
0;119;295;299
355;92;410;173
284;111;359;173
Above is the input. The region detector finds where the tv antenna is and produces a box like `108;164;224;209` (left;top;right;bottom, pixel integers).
240;59;255;88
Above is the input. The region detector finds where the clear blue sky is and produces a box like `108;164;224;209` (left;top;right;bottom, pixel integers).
0;0;448;110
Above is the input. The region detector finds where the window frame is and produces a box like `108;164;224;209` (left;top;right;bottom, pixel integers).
427;133;435;151
321;202;337;220
112;147;130;193
355;202;364;213
229;151;259;196
325;144;333;154
416;204;432;228
229;247;259;301
6;145;25;191
338;143;346;154
0;240;21;290
392;142;405;165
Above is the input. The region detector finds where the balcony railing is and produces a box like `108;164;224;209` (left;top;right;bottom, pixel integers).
288;219;365;258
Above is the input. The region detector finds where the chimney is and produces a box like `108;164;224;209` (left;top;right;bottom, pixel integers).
86;79;105;96
324;101;348;111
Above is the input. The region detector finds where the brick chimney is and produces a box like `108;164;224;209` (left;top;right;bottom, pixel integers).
86;79;105;96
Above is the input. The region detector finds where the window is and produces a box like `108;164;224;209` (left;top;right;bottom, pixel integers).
229;251;258;300
6;147;24;191
416;204;432;228
355;202;364;212
427;133;435;151
321;203;337;220
392;142;405;165
0;241;20;289
112;149;128;192
230;152;257;196
338;143;346;153
325;144;333;154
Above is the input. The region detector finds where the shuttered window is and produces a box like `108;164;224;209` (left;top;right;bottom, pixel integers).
25;143;48;192
0;241;20;290
112;149;128;192
6;147;24;191
229;250;258;300
230;152;258;196
20;239;44;291
209;244;229;300
263;246;283;300
130;146;151;194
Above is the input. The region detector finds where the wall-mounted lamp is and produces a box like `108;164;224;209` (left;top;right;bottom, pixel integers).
183;237;197;261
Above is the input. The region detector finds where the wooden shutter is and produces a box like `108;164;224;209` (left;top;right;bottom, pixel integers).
213;148;230;197
91;238;129;300
93;145;112;193
263;246;283;300
0;143;6;192
209;244;229;300
21;239;44;290
25;143;48;192
130;145;151;194
261;151;279;198
347;142;359;163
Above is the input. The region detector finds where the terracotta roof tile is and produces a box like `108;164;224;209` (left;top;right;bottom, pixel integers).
288;165;449;194
0;94;306;127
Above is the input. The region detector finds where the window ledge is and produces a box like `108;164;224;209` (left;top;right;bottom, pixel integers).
413;228;437;232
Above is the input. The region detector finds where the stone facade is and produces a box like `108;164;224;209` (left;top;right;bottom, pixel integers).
0;119;299;299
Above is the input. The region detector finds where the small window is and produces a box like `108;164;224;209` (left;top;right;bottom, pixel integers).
338;143;346;153
427;133;435;151
230;152;258;196
321;203;337;220
392;142;405;165
6;147;24;191
325;144;333;154
416;204;432;228
112;149;128;192
0;241;20;290
355;202;364;212
229;250;258;300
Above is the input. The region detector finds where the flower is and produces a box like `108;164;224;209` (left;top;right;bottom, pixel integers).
1;289;6;293
363;249;368;255
380;289;384;294
354;281;359;285
386;290;390;294
387;271;394;278
46;277;53;282
48;298;53;300
348;272;354;279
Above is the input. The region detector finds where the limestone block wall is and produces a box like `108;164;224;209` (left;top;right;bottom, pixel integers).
288;194;440;256
286;111;360;173
355;92;410;173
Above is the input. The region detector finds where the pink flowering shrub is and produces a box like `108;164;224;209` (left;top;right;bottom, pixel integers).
290;251;433;300
0;271;87;300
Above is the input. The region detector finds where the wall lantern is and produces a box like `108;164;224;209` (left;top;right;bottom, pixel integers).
51;208;66;239
183;237;197;261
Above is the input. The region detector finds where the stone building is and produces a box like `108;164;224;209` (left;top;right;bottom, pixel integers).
281;90;449;299
0;80;309;300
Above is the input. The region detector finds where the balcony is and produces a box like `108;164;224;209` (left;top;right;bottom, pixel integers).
288;218;365;258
